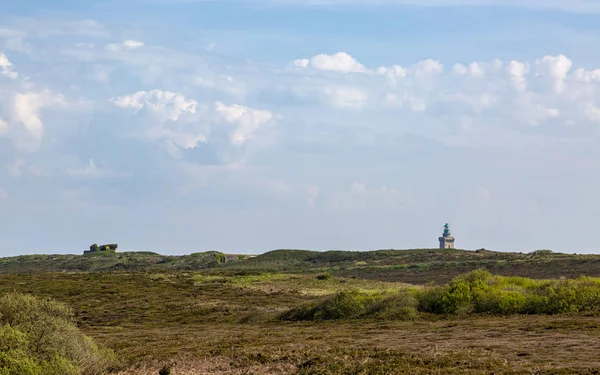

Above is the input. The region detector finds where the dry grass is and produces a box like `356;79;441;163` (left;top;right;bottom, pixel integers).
2;270;600;374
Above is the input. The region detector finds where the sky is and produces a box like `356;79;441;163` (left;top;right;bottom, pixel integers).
2;0;600;256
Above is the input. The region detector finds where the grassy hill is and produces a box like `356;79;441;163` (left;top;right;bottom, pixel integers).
0;250;235;274
3;248;600;284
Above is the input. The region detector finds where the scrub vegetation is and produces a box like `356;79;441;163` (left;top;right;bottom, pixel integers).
1;248;600;374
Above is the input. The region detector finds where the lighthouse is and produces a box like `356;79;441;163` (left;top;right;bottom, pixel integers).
439;223;455;249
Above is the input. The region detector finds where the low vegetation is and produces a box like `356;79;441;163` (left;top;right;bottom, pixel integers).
1;248;600;373
0;293;115;375
4;248;600;285
280;270;600;321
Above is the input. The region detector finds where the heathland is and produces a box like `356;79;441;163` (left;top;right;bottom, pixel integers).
2;248;600;374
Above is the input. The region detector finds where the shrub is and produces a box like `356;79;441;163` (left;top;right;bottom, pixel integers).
159;365;171;375
369;291;418;320
313;290;373;321
415;287;450;314
530;249;553;257
279;290;377;321
239;310;272;324
316;273;332;281
278;304;318;321
0;292;115;375
280;271;600;321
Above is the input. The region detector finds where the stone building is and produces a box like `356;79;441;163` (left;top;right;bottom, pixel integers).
84;243;118;254
438;223;455;249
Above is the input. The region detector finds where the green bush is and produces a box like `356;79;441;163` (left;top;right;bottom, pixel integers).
280;270;600;321
279;290;378;321
415;287;448;314
313;290;372;320
0;292;115;375
316;273;332;281
369;291;418;320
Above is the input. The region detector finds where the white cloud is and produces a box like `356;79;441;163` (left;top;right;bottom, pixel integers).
303;52;369;73
376;65;407;78
111;90;206;151
293;58;310;68
573;68;600;83
284;53;600;132
350;181;367;194
0;52;18;79
9;90;66;149
412;59;444;76
507;60;529;92
7;159;41;178
105;40;144;52
215;102;273;146
452;62;485;78
535;54;572;94
323;86;368;109
585;103;600;123
110;89;198;121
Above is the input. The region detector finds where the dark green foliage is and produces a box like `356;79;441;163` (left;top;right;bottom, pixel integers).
158;365;171;375
214;253;226;264
4;248;600;285
316;273;332;280
369;291;418;320
0;268;599;373
530;249;554;257
280;290;381;321
282;270;600;321
0;293;114;375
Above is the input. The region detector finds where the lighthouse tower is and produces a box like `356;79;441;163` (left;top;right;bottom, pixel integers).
439;223;455;249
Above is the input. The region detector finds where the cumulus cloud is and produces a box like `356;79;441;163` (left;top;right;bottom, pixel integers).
111;90;206;151
293;58;310;68
573;68;600;83
110;89;198;121
534;54;572;94
295;52;369;73
5;90;66;150
452;62;485;78
286;52;600;135
506;60;529;92
0;52;18;79
215;102;273;146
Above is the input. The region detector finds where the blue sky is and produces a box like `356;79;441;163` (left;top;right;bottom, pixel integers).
2;0;600;255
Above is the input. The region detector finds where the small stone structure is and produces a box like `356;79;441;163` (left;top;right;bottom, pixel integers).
438;223;455;249
84;243;118;254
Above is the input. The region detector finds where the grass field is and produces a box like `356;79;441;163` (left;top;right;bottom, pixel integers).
2;248;600;374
